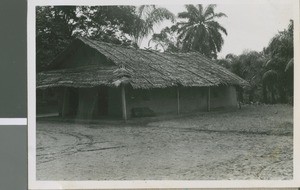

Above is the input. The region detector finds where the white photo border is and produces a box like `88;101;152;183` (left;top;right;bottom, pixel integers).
28;0;300;189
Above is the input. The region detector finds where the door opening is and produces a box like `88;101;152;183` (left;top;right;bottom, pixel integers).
69;88;79;116
98;86;108;116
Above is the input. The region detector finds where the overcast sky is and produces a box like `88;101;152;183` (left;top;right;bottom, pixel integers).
140;1;294;58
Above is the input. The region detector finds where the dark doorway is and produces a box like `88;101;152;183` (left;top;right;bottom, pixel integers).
68;88;79;116
98;86;108;116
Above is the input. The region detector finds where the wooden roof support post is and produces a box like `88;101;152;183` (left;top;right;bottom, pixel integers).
177;87;180;115
207;87;211;112
121;83;127;121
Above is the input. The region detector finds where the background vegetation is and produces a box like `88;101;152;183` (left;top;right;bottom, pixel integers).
36;5;294;104
215;20;294;104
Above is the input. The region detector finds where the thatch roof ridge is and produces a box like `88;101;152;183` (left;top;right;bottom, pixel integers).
77;37;124;66
37;37;249;89
80;38;169;87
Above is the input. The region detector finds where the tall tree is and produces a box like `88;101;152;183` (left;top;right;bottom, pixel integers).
36;6;138;71
129;5;175;47
176;4;227;59
235;51;266;103
263;20;294;103
82;6;137;43
148;25;179;52
36;6;79;71
217;51;266;103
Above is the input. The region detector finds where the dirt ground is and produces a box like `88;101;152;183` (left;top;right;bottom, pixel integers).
36;104;293;180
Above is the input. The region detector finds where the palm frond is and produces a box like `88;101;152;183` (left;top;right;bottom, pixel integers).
197;4;203;16
285;58;293;72
184;4;199;17
206;21;227;35
175;4;227;58
137;5;156;18
132;6;175;46
146;7;175;24
262;69;278;82
203;4;216;18
265;59;272;67
178;11;190;19
214;12;227;18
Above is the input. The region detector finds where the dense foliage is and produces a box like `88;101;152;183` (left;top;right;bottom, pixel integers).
147;25;180;52
216;20;294;104
217;51;266;103
37;5;293;105
130;5;175;46
36;5;174;71
176;4;227;58
263;20;294;104
149;4;227;58
36;6;135;71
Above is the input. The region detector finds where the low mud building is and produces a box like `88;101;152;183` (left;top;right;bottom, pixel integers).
37;37;248;120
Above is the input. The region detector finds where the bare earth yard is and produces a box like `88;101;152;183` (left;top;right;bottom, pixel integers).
36;104;293;180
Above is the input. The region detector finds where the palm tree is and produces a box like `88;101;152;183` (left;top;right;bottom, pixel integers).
130;5;175;47
262;20;294;103
176;4;227;58
147;26;179;52
221;51;265;103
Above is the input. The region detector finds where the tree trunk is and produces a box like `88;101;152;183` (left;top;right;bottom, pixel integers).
271;86;276;104
238;87;244;103
262;82;268;103
278;86;286;103
248;89;254;103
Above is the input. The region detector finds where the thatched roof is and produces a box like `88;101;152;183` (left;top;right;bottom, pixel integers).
37;37;249;89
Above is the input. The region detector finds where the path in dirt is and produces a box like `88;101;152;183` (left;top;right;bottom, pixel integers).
36;105;293;180
36;128;292;179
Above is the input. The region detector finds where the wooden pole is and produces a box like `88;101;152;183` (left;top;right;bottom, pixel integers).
177;87;180;115
207;87;211;112
121;84;127;121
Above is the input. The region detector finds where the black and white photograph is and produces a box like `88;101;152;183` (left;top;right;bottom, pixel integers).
28;0;299;188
